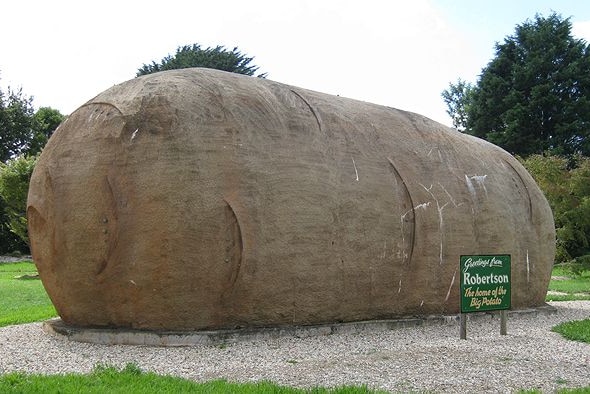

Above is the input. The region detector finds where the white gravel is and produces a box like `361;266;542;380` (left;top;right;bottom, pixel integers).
1;301;589;393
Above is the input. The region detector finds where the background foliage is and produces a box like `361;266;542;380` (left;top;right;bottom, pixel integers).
136;44;266;78
521;155;590;272
443;13;590;157
0;154;38;248
0;81;64;253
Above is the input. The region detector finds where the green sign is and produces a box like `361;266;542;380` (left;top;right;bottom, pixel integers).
460;254;511;313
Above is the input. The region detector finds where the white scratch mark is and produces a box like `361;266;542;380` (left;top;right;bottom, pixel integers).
438;183;463;207
419;183;433;193
351;157;359;181
419;183;448;264
445;269;457;301
427;147;443;162
466;174;488;197
129;280;137;286
414;202;431;211
470;175;488;195
370;265;375;295
381;240;387;259
398;279;402;293
420;300;424;307
401;202;431;221
526;249;530;283
465;175;476;199
131;128;139;141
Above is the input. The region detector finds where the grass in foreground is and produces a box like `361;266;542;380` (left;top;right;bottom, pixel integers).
552;318;590;344
522;389;590;393
546;265;590;302
0;261;57;328
0;363;381;394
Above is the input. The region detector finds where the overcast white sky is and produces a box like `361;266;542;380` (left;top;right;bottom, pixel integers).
2;0;590;126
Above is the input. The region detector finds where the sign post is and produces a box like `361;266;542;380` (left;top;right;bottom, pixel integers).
459;254;511;339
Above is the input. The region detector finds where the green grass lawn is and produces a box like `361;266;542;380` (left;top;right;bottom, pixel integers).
0;261;57;327
552;318;590;344
0;363;380;394
548;265;590;372
546;265;590;302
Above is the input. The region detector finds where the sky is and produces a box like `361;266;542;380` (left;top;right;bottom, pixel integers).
2;0;590;127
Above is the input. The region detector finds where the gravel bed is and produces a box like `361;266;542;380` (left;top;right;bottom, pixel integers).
0;255;32;264
1;302;589;393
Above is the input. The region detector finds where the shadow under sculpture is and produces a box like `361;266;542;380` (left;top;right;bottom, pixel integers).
27;68;555;331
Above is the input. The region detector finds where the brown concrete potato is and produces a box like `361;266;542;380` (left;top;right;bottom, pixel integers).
27;68;555;331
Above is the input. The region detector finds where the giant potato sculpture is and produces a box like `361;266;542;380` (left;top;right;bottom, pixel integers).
27;68;555;331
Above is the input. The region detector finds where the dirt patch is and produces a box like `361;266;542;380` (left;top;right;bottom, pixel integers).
547;290;568;296
551;275;571;281
0;256;33;264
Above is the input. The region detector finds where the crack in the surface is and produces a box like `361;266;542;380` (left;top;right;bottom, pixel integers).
388;158;415;265
224;199;244;289
290;89;322;132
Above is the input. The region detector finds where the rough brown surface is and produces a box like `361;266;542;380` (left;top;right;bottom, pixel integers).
27;68;555;331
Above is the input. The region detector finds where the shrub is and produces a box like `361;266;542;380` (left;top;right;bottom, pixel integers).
521;154;590;273
0;154;38;250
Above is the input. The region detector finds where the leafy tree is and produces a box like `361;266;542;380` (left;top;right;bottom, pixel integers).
444;13;590;156
441;79;474;131
0;87;34;162
29;107;65;155
0;83;64;162
0;197;27;254
0;154;38;248
521;154;590;272
0;80;64;253
137;44;267;77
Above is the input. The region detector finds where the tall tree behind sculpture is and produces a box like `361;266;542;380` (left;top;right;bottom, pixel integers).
136;44;267;78
0;79;64;253
442;13;590;157
0;154;37;247
0;86;35;163
0;84;64;162
441;78;474;132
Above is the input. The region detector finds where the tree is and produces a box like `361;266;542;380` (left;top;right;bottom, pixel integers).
0;154;38;248
29;107;65;155
444;13;590;156
137;44;267;78
441;79;474;131
521;154;590;272
0;196;27;253
0;80;64;253
0;83;64;162
0;86;34;162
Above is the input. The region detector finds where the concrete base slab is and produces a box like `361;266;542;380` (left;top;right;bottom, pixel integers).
43;304;557;347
